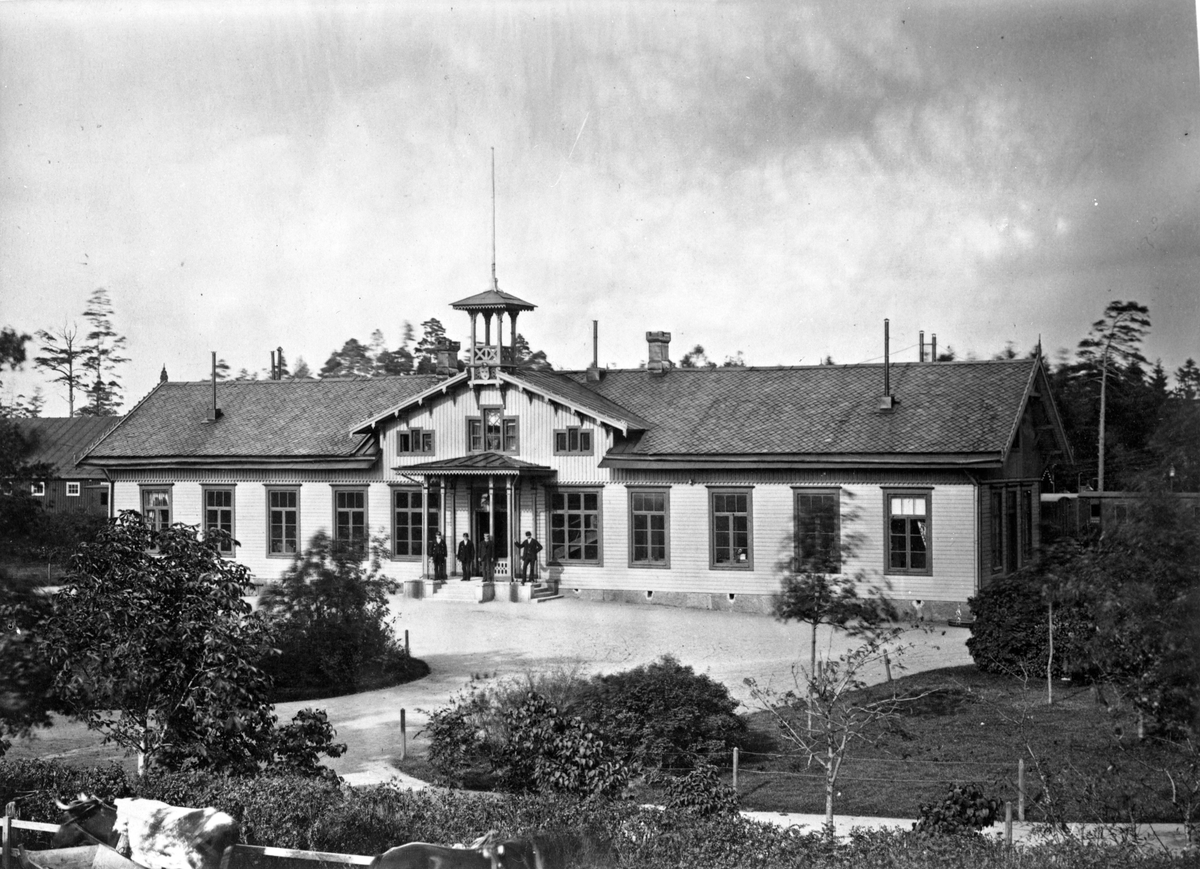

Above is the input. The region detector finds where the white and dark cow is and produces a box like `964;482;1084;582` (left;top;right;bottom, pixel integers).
111;798;238;869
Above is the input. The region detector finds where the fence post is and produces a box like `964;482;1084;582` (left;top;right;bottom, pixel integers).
732;747;739;791
1004;801;1013;847
883;650;893;683
4;801;16;869
405;630;410;655
1017;758;1025;821
400;708;407;761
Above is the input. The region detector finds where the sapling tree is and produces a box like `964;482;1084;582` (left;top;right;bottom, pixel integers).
746;629;932;831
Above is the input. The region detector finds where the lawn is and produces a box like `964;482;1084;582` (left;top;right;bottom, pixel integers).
729;665;1193;824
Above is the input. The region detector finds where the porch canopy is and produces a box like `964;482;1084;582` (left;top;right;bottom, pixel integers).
394;452;555;579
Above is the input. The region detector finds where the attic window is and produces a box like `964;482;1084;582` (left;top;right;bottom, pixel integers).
398;428;434;454
554;427;594;455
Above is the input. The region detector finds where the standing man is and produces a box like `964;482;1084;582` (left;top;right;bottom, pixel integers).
431;532;448;580
517;531;543;583
480;533;496;583
456;533;475;580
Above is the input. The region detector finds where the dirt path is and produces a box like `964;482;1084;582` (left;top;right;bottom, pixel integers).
7;596;973;785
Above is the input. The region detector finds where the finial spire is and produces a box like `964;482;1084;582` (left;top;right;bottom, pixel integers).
491;147;498;290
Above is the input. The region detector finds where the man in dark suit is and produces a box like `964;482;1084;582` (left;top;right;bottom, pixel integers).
456;533;475;580
480;533;496;582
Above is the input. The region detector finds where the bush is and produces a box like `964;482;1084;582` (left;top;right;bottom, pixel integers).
0;758;133;823
662;761;740;817
258;532;426;702
569;655;746;772
966;546;1094;680
913;784;1000;836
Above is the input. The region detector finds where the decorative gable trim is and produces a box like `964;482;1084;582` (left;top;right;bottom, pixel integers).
349;372;471;434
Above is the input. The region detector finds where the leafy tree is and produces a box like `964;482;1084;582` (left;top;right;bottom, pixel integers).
375;345;414;376
0;327;29;370
320;338;373;378
79;288;129;416
679;345;714;369
0;420;52;550
1175;358;1200;399
414;319;447;374
258;532;418;700
721;352;746;367
214;358;231;380
33;324;86;415
514;333;552;371
234;367;258;381
42;513;279;775
1076;300;1151;491
0;568;58;755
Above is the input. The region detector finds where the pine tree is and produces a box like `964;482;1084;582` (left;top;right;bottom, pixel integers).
1174;359;1200;399
414;319;447;374
34;324;87;415
320;339;373;378
79;288;129;416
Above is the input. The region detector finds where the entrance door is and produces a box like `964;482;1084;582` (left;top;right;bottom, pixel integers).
473;489;509;576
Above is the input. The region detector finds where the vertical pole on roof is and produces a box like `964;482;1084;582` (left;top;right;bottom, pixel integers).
491;146;497;291
919;331;925;362
932;334;938;362
883;320;891;397
593;320;599;369
211;351;218;419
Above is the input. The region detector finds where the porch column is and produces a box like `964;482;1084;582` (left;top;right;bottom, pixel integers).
421;478;430;579
506;477;515;570
488;476;496;540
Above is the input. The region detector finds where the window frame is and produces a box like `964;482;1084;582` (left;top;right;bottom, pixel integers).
549;487;603;566
884;489;932;576
201;485;236;555
66;482;81;497
989;489;1004;574
554;426;595;456
30;482;45;497
331;485;369;560
266;485;301;559
708;487;753;571
628;487;670;569
397;428;435;455
467;408;518;453
391;485;441;560
138;484;174;548
792;487;841;573
1021;487;1034;561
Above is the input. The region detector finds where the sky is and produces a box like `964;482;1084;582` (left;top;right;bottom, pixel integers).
2;0;1198;417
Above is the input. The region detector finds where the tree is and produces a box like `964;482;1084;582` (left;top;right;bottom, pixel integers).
79;288;129;416
0;420;53;550
42;513;278;775
1175;359;1200;400
34;324;87;415
0;327;29;370
233;368;258;381
291;357;312;380
214;358;231;381
746;630;930;831
679;345;714;369
514;333;552;371
0;568;58;755
414;319;448;374
1076;301;1151;491
320;338;373;378
721;352;746;367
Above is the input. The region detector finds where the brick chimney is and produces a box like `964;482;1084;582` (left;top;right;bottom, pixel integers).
434;337;461;376
646;331;672;376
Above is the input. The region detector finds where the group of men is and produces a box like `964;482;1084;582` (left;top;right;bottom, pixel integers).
428;530;544;583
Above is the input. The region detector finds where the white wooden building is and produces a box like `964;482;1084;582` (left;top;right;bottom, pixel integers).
80;288;1072;618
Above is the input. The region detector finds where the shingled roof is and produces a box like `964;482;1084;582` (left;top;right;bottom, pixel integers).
13;417;121;479
563;359;1046;466
82;377;442;467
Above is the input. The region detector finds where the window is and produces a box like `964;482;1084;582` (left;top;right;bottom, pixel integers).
710;488;752;569
333;488;368;558
629;488;669;567
886;492;931;574
397;428;434;454
141;486;172;533
554;427;594;455
551;490;601;564
203;487;235;554
31;482;45;497
66;482;81;497
468;409;518;452
794;489;840;572
1021;488;1034;560
267;487;299;556
990;490;1004;573
393;488;440;558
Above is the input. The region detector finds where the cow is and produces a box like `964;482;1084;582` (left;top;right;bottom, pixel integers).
51;794;119;848
111;798;238;869
370;838;544;869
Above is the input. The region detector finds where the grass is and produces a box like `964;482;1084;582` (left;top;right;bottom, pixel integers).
731;665;1193;824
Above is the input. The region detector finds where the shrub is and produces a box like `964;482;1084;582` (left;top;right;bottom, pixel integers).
258;532;426;702
0;758;132;823
913;783;1000;836
662;761;740;818
569;655;746;772
966;546;1094;680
